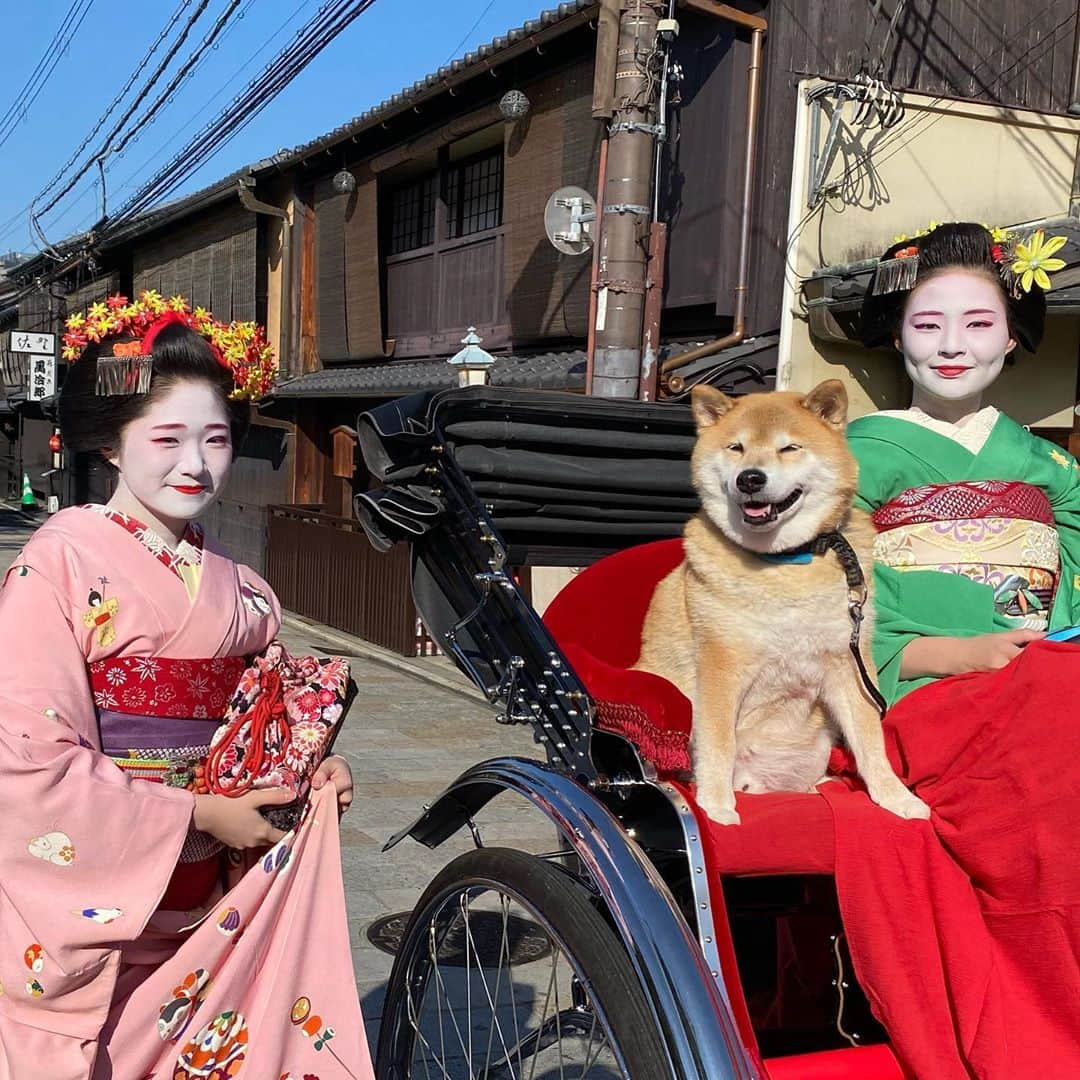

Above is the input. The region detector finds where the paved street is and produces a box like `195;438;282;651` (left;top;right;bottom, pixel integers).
0;507;549;1061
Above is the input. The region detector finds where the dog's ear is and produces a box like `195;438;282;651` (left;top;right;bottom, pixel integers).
691;385;736;429
801;380;848;430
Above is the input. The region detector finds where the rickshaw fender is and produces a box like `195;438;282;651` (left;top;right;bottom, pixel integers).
383;755;760;1080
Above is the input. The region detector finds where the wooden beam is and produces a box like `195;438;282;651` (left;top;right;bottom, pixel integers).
677;0;767;33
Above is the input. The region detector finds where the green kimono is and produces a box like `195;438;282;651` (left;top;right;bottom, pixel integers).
848;410;1080;703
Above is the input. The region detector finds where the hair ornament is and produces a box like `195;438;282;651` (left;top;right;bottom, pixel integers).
870;222;1068;300
61;291;277;400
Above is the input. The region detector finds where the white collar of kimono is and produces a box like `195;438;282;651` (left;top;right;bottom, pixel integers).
874;405;999;454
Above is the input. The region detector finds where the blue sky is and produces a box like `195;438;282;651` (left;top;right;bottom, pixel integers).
0;0;548;255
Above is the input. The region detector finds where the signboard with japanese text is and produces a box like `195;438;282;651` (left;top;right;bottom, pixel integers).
27;355;56;401
9;331;55;355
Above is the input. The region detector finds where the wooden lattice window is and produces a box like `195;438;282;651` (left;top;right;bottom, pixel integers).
388;174;437;255
446;149;503;240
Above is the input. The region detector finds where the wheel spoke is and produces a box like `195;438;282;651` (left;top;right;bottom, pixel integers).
472;894;515;1078
386;853;645;1080
526;950;561;1080
428;908;475;1075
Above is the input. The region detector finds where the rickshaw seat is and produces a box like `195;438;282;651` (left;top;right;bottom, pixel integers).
544;540;905;1076
543;538;839;874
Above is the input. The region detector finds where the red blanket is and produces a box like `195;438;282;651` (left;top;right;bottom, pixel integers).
828;640;1080;1078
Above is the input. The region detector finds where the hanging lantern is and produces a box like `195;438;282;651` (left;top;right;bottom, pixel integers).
332;169;357;195
499;90;531;121
48;431;62;454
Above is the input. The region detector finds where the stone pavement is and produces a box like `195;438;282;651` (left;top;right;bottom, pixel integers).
0;505;550;1059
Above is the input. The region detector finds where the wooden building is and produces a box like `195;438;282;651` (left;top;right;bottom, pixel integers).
9;0;1080;650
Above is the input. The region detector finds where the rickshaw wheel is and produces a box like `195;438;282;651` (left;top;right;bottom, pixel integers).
376;847;670;1079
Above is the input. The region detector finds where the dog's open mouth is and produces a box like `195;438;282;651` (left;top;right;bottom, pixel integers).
740;488;803;526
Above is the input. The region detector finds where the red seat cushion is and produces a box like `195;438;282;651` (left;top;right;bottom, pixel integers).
673;782;838;875
765;1044;907;1079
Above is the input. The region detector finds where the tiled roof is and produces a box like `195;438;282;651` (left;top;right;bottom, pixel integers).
272;350;587;398
264;1;596;170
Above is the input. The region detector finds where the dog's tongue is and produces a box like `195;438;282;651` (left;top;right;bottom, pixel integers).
743;503;772;520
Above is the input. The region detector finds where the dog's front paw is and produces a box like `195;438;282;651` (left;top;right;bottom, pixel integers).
695;790;740;826
870;783;931;821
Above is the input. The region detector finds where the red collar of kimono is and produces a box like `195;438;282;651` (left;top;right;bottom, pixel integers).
83;504;204;581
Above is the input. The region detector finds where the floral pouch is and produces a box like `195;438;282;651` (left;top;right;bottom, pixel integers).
205;642;355;829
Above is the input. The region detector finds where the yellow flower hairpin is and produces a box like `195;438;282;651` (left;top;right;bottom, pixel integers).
1011;230;1067;293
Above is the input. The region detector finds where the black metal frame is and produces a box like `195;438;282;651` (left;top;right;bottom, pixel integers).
357;388;757;1079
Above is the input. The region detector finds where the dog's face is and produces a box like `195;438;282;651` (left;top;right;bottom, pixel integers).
689;380;857;553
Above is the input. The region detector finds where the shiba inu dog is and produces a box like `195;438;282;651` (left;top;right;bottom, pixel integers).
635;380;929;826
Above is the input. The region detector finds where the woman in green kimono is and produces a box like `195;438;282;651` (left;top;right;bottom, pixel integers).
833;222;1080;1078
851;222;1080;703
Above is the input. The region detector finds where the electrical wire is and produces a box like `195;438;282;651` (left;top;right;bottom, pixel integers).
0;0;96;152
444;0;497;66
108;0;244;160
33;0;216;220
102;0;314;212
30;0;194;214
103;0;378;232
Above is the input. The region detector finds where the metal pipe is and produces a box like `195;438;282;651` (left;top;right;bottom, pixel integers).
640;220;668;400
593;1;665;399
661;7;766;388
238;176;293;378
586;137;610;395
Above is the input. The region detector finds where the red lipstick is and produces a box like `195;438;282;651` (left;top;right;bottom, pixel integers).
932;366;971;378
171;485;205;495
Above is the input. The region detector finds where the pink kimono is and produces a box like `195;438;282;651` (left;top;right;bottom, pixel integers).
0;506;374;1080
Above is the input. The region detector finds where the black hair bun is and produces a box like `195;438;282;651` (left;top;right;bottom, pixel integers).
859;221;1046;353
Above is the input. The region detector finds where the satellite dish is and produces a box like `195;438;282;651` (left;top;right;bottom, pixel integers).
544;186;597;256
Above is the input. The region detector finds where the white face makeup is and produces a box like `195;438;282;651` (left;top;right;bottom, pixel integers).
898;269;1016;417
106;380;232;542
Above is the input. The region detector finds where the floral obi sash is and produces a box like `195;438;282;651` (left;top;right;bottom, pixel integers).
90;655;247;863
871;480;1059;629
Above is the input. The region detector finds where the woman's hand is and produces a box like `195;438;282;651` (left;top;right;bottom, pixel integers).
311;755;354;815
192;787;293;849
901;630;1045;679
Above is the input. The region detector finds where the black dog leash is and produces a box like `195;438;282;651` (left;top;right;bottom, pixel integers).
777;531;889;716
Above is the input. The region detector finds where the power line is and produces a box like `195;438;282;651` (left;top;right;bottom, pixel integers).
104;0;379;231
29;0;194;217
0;0;96;151
103;0;315;209
108;0;244;160
444;0;497;66
33;0;216;220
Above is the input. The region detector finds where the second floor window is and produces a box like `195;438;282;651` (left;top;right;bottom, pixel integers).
388;174;437;255
387;148;503;255
446;150;502;239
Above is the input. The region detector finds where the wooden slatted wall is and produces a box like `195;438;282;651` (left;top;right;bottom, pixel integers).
133;202;258;322
503;56;601;344
313;167;385;362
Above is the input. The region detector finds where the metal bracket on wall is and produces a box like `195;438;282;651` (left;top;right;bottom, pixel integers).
597;278;649;294
603;203;651;215
608;121;665;138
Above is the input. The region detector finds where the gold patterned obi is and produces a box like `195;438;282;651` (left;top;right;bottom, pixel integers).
871;481;1059;630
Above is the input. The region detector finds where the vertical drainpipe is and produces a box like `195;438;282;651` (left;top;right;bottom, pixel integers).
592;0;664;399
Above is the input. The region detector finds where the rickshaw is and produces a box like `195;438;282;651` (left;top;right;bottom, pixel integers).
356;386;905;1080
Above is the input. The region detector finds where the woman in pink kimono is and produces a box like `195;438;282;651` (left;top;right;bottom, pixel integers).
0;295;374;1080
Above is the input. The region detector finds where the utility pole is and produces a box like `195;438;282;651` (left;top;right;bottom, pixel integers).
592;0;664;399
